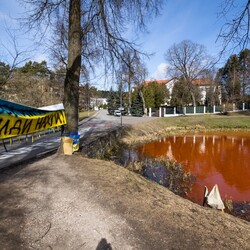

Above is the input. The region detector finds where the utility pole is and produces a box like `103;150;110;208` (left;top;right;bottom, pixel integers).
120;80;123;127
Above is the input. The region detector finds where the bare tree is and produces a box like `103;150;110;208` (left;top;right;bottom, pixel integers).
116;49;148;113
165;40;213;106
217;0;250;54
48;19;69;69
20;0;162;134
132;54;148;113
0;26;31;88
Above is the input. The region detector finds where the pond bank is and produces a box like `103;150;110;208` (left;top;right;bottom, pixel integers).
118;116;250;222
121;115;250;146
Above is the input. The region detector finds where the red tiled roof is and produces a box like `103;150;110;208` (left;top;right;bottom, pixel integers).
143;79;170;85
192;78;213;86
144;78;212;87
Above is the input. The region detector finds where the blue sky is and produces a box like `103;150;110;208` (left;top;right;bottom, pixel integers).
0;0;245;88
139;0;228;79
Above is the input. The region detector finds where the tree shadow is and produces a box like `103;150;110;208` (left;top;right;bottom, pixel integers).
0;156;56;249
96;238;113;250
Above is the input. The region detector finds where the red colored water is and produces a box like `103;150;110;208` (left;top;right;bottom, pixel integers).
134;132;250;205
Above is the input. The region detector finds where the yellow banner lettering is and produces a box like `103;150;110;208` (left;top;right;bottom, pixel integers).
9;120;22;135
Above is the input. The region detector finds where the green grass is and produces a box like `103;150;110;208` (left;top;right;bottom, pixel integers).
161;114;250;129
79;110;97;121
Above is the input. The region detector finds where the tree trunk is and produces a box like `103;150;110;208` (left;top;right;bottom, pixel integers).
63;0;82;134
139;89;146;115
191;92;196;107
128;74;131;114
187;80;196;107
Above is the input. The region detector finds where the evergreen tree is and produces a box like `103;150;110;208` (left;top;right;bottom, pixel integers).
142;81;169;111
170;78;191;107
19;61;51;77
131;91;144;116
217;54;241;102
239;49;250;97
153;82;169;108
107;88;120;115
142;86;154;109
0;62;11;86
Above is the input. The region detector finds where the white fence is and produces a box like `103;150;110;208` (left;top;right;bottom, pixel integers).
153;103;250;117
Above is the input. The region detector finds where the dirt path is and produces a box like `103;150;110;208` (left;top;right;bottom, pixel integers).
0;154;249;250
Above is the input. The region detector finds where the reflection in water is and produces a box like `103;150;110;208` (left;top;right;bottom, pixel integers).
134;132;250;205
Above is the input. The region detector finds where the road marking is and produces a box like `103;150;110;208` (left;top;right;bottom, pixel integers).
84;123;113;127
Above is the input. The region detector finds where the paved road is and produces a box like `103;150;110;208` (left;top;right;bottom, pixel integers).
90;109;158;126
0;110;158;169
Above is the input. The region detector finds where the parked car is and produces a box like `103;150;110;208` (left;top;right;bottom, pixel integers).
114;110;121;116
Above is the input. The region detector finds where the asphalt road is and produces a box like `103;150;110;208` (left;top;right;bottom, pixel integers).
91;109;158;126
0;110;158;169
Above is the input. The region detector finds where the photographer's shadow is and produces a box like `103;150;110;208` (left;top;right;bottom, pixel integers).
96;238;113;250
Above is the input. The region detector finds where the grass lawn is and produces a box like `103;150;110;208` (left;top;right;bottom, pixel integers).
124;112;250;145
160;113;250;129
79;110;97;121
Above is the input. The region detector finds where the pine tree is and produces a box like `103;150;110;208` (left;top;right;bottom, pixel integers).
218;54;241;102
141;81;169;111
239;49;250;97
107;88;120;115
0;62;11;86
131;91;144;116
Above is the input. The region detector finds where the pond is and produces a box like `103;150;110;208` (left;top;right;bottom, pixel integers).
128;131;250;208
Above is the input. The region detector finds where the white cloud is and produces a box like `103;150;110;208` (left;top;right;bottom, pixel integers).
151;63;168;79
34;54;49;63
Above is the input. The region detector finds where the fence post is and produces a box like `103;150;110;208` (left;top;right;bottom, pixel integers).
149;107;151;117
159;107;161;117
243;103;245;111
213;105;215;113
2;140;8;152
204;106;206;113
163;107;166;117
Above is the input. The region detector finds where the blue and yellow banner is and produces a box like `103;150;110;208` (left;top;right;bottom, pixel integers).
0;99;66;139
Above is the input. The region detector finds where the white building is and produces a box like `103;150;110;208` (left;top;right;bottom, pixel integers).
145;78;221;105
90;98;107;110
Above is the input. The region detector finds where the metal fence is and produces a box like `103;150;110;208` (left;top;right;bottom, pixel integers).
159;102;250;117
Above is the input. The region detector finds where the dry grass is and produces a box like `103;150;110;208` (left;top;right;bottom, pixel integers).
79;110;97;121
122;114;250;145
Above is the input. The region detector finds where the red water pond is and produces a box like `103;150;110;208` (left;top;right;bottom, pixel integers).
133;132;250;205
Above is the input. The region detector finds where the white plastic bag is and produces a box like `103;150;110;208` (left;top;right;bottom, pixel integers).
204;184;225;210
